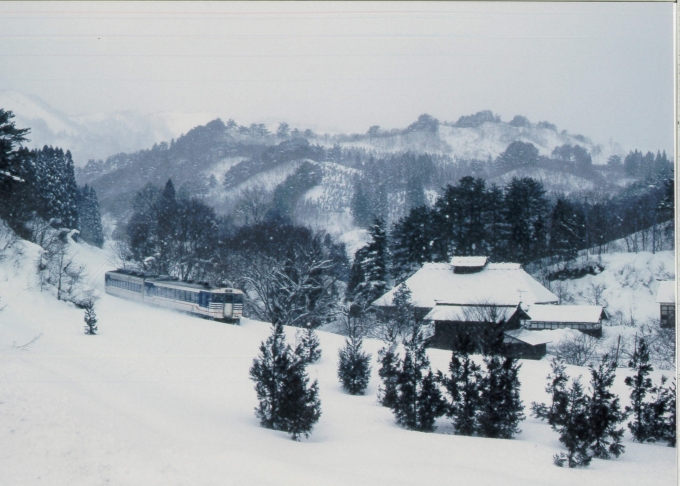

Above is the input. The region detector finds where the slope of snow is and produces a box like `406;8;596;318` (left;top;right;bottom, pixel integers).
0;239;675;485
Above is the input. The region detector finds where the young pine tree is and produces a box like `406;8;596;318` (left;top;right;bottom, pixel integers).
553;379;593;468
83;301;98;335
663;379;676;447
250;323;322;440
337;336;372;395
442;349;482;436
531;357;569;428
624;337;655;442
587;355;626;459
377;345;401;408
477;356;524;439
296;326;321;365
392;330;445;432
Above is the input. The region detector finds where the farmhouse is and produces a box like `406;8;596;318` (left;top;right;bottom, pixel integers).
372;256;605;358
656;280;676;328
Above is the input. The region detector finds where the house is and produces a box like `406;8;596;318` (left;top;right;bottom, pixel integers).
372;256;605;358
521;304;607;337
656;280;676;328
372;257;559;355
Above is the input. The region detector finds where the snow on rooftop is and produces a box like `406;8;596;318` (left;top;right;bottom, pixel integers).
450;256;487;267
373;262;558;308
504;329;553;346
656;280;676;304
525;304;605;323
424;304;516;322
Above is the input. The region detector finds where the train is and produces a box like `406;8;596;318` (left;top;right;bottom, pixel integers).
104;269;244;323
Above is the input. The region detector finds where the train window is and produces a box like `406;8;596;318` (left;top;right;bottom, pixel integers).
212;293;225;303
233;294;243;304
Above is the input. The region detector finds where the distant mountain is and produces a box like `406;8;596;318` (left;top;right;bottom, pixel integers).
0;90;221;166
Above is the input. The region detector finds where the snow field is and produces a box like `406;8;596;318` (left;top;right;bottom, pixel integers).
0;240;676;485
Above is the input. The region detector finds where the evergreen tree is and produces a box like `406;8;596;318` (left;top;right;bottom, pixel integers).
296;326;322;365
83;301;98;335
442;349;482;436
391;330;445;432
503;177;549;264
531;357;570;428
377;345;401;408
337;335;372;395
477;356;524;439
553;379;593;468
33;146;79;229
484;183;507;260
549;198;585;262
435;177;487;256
0;109;34;232
390;205;438;283
249;323;322;440
155;179;178;274
587;355;626;459
663;379;676;447
76;185;104;247
624;337;655;442
346;217;389;307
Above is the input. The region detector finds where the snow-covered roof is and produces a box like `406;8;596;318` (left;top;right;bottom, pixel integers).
424;304;517;322
504;329;553;346
450;256;487;267
373;262;558;309
524;304;605;324
656;280;676;304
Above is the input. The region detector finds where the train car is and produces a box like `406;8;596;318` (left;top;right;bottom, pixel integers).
104;270;244;323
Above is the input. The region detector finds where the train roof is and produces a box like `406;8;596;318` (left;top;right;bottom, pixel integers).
106;269;242;293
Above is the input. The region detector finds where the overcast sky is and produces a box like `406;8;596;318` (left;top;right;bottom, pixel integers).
0;2;674;154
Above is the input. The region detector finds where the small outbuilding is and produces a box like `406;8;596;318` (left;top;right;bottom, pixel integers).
522;304;607;337
656;280;676;328
503;329;551;360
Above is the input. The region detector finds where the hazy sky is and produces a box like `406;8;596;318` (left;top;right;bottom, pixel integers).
0;2;674;153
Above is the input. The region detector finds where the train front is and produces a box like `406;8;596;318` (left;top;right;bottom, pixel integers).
212;288;244;322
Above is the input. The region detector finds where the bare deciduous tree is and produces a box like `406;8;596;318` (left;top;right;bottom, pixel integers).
553;332;601;366
236;185;271;226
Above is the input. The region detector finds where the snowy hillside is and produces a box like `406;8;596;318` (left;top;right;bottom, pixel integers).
0;237;675;485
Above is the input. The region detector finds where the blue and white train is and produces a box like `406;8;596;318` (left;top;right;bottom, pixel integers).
104;269;244;323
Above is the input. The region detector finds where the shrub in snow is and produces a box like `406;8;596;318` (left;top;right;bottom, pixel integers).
295;327;321;365
337;336;371;395
377;345;401;409
441;349;482;436
390;330;446;432
249;323;321;441
531;357;569;428
476;356;524;439
586;355;626;459
553;379;593;468
83;301;98;335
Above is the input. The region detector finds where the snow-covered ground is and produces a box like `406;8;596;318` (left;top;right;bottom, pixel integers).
0;239;676;485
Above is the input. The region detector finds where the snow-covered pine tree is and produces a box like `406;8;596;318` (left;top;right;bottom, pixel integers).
346;217;389;309
155;179;179;275
76;185;104;248
249;323;321;440
624;337;655;442
586;355;626;459
377;345;401;408
278;353;322;441
391;329;445;432
548;198;586;263
337;335;372;395
531;357;569;428
663;379;676;447
296;326;321;365
350;175;372;228
553;379;593;468
477;356;524;439
33;146;79;230
83;301;98;335
390;205;438;283
441;349;482;436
